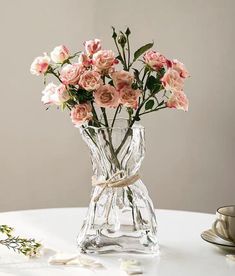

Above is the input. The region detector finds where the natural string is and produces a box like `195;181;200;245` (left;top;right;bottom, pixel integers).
91;170;140;202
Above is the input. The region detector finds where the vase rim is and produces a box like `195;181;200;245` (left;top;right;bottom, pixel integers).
80;118;144;131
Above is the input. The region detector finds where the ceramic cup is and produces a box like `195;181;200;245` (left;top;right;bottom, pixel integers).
212;205;235;243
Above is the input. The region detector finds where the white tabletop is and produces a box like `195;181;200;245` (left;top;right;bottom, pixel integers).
0;208;234;276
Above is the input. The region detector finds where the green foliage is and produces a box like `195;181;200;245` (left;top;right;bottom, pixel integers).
116;55;123;62
0;225;42;257
0;225;13;237
127;107;134;116
157;100;165;107
146;75;162;93
133;42;154;62
145;99;155;110
133;69;142;87
108;80;114;86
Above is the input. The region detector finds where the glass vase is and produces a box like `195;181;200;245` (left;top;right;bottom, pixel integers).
77;119;159;254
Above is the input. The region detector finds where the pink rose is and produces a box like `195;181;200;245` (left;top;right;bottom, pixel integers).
94;84;119;108
171;59;189;78
93;50;116;71
161;69;184;92
84;39;101;56
111;70;134;90
53;84;70;105
119;87;141;109
78;52;92;68
41;82;57;105
30;53;50;76
41;83;70;105
60;63;83;85
79;71;102;91
70;103;93;125
144;50;167;71
50;45;69;63
167;90;189;111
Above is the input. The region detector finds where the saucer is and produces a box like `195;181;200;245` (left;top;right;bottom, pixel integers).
201;229;235;252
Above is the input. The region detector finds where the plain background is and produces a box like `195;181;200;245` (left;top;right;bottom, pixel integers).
0;0;234;213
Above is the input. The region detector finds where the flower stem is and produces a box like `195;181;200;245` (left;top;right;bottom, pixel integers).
121;46;128;71
111;104;121;128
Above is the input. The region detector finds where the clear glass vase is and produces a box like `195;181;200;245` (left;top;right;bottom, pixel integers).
77;119;159;254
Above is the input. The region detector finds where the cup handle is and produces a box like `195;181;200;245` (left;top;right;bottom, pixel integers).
212;219;230;241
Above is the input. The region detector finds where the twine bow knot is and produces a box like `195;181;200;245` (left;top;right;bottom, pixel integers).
92;170;140;202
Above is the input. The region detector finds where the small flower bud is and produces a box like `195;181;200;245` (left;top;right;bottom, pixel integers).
118;33;127;47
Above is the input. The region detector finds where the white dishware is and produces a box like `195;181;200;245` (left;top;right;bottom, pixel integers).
201;229;235;252
212;205;235;242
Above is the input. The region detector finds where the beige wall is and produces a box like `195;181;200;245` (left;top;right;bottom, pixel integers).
0;0;234;213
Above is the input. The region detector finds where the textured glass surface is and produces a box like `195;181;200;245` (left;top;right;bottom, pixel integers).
77;119;159;254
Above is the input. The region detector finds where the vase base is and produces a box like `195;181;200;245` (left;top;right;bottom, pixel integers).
77;231;159;255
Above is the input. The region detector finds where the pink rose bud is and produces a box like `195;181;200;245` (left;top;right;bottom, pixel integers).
30;53;50;76
78;52;92;68
119;86;141;109
171;59;189;78
50;45;69;63
79;71;102;91
94;84;119;108
93;50;116;71
111;70;134;90
60;63;83;85
144;50;167;71
70;103;93;125
161;69;184;92
167;90;189;111
84;39;101;56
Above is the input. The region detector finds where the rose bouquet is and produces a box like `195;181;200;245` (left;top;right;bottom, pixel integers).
31;27;189;254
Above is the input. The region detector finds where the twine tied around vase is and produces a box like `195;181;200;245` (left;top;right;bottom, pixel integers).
91;170;140;202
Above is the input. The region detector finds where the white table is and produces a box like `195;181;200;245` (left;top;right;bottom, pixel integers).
0;208;234;276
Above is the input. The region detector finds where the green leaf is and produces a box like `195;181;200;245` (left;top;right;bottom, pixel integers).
133;68;142;86
158;100;165;107
127;107;134;115
146;76;157;91
116;55;123;61
145;99;154;110
146;75;162;93
67;99;77;107
131;83;138;89
108;80;114;86
61;102;66;111
133;42;154;62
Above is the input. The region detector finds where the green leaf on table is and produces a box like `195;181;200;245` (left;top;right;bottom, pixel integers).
145;99;155;110
133;42;154;62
